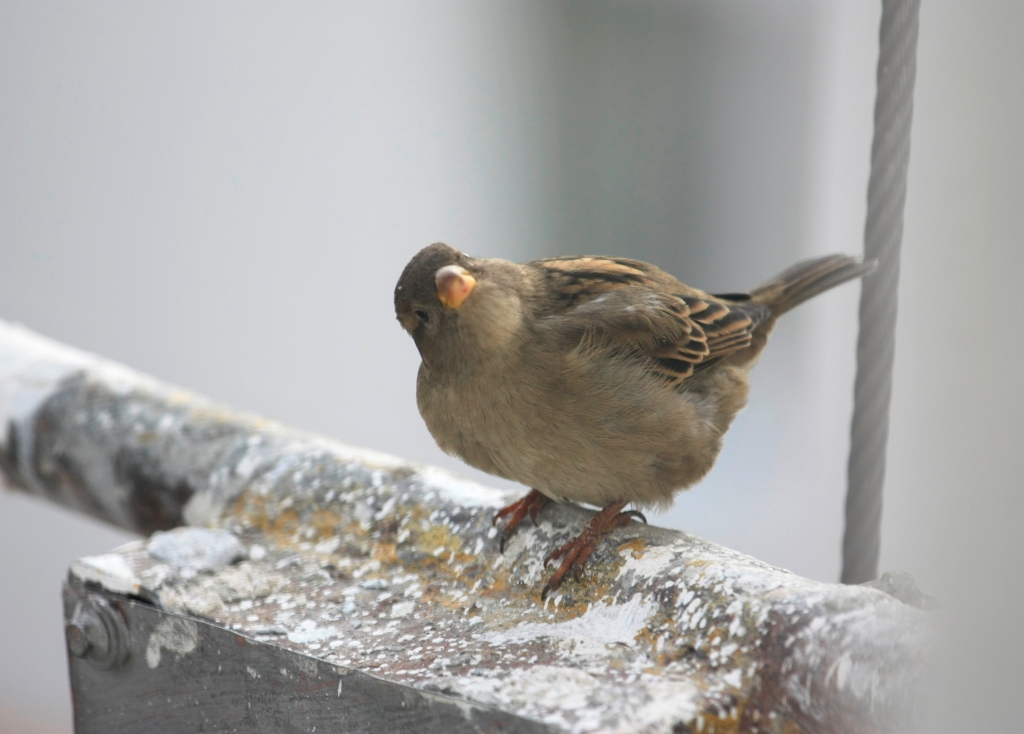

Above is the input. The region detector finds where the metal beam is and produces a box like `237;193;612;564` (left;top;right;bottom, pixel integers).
1;320;930;732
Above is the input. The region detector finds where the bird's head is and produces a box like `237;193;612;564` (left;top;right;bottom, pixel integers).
394;243;524;370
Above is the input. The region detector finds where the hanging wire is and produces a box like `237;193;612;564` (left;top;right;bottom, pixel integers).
842;0;921;584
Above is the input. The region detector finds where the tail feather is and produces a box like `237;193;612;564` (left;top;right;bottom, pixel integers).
750;254;876;316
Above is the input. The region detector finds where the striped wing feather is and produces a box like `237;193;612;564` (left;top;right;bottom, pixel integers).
534;256;769;385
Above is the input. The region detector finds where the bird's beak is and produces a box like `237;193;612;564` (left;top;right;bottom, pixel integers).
435;265;477;309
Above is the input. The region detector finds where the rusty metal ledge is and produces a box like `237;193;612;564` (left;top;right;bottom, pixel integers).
0;320;930;733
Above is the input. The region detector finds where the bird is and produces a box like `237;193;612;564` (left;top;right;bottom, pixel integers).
394;243;874;598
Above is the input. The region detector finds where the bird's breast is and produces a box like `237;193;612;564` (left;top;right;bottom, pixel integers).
415;350;747;509
416;359;542;481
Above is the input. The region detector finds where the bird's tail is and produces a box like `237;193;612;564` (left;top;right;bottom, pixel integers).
750;254;876;316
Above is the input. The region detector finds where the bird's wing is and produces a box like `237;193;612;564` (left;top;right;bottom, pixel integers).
533;256;770;385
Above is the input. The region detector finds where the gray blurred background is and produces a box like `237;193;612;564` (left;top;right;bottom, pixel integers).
1;2;1022;731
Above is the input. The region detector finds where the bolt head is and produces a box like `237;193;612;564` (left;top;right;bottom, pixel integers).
66;595;129;670
66;621;90;657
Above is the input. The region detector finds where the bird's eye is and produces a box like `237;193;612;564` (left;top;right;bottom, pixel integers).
414;309;430;324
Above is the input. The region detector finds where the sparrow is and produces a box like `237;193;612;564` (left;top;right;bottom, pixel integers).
394;243;874;598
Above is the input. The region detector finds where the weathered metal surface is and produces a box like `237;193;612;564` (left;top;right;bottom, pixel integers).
64;579;544;734
2;320;931;732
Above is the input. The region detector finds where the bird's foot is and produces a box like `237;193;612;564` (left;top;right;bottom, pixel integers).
541;501;645;601
493;489;550;553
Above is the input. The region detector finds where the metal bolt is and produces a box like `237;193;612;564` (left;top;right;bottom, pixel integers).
66;617;92;657
66;595;129;670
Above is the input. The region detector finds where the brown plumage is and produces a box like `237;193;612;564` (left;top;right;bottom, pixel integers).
394;243;874;597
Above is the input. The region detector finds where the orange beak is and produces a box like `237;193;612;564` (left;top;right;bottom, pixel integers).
435;265;477;309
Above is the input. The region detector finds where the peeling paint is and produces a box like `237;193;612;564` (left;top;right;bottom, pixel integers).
147;527;246;576
70;554;140;597
146;616;199;668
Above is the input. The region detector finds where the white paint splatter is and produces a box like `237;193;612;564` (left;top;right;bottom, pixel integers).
390;602;416;619
70;554;140;596
146;617;199;668
617;543;680;581
722;668;743;689
481;594;654;655
445;665;601;712
287;619;340;645
620;677;701;733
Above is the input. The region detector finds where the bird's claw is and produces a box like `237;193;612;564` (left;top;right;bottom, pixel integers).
621;509;647;524
492;489;550;554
